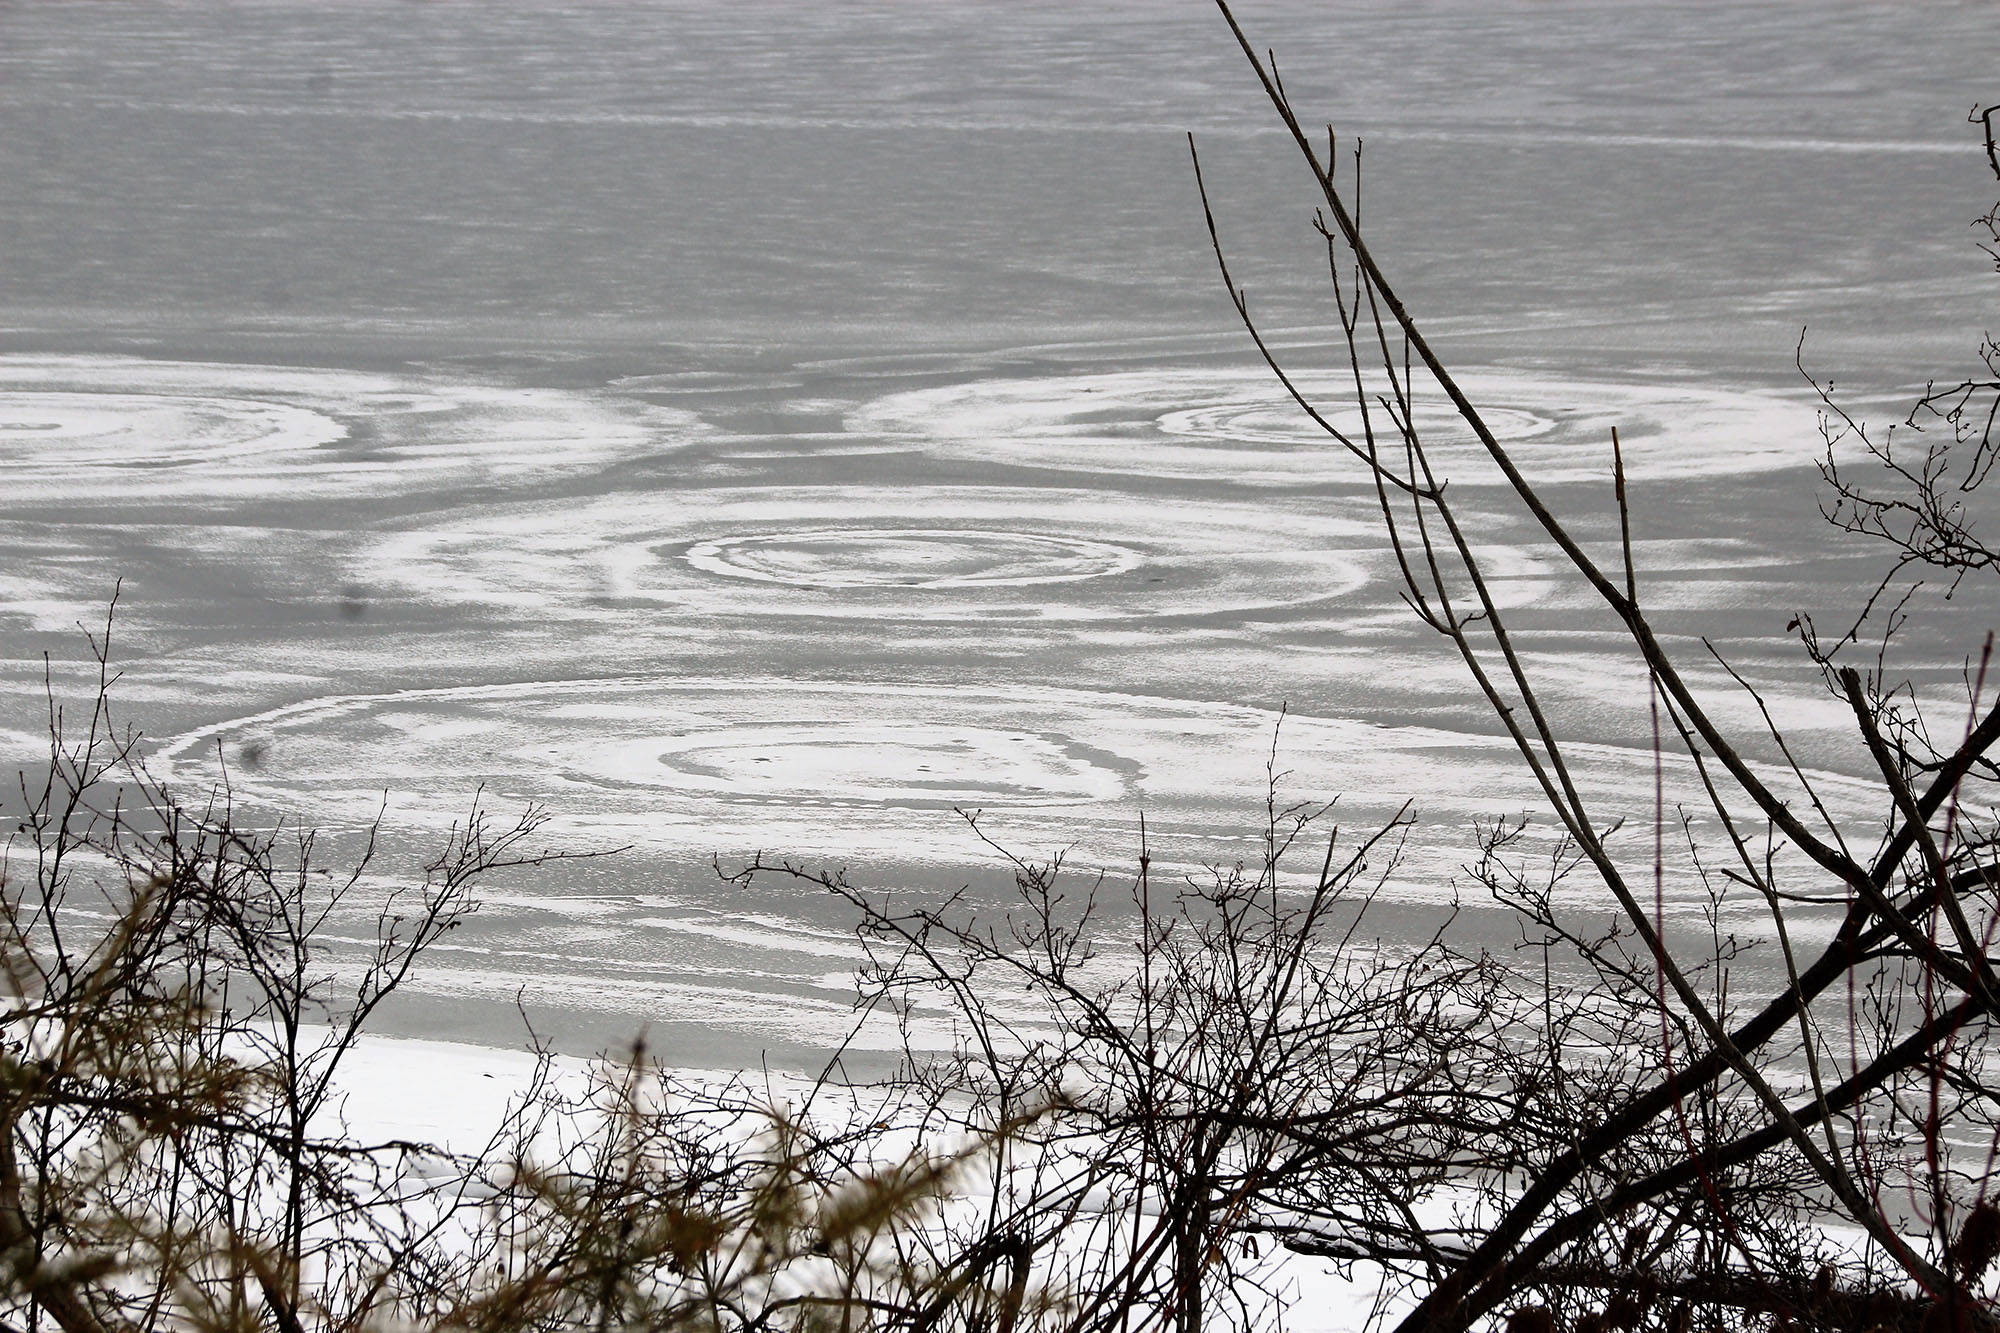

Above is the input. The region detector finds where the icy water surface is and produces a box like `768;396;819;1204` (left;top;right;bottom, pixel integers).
2;1;1996;1063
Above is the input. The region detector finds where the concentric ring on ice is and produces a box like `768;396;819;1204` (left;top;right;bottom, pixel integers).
151;676;1877;908
156;679;1143;825
1157;395;1555;452
587;723;1126;807
351;485;1440;624
0;391;346;471
849;367;1821;486
685;529;1144;590
0;356;703;504
142;674;1889;1052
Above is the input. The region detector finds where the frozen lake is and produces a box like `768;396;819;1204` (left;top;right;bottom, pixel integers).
2;0;1995;1064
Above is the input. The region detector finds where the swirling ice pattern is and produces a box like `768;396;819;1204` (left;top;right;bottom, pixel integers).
154;680;1144;849
588;722;1126;808
0;356;701;503
684;529;1144;590
849;367;1821;486
152;676;1877;906
0;391;345;472
351;486;1443;625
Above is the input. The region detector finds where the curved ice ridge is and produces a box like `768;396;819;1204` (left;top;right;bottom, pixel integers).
850;366;1821;486
0;355;703;504
0;390;346;474
152;675;1878;910
356;486;1400;624
595;722;1127;807
684;528;1144;589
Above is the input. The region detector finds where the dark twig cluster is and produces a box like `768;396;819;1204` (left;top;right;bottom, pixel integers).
1167;6;2000;1330
1;615;1032;1333
1804;105;2000;667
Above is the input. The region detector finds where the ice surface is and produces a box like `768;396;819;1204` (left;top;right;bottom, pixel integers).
852;368;1827;487
1;0;1989;1066
0;356;704;503
355;485;1391;624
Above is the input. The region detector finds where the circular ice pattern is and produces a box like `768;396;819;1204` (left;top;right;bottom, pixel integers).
684;529;1144;589
850;367;1822;487
0;391;346;473
1156;395;1554;452
0;356;702;505
354;486;1429;625
151;676;1879;907
585;723;1127;807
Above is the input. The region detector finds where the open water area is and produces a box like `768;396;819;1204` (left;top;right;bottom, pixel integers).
2;1;1997;1066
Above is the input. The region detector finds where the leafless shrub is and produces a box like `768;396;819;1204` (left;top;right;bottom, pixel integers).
0;605;604;1333
0;616;1060;1333
1173;7;2000;1329
728;778;1540;1332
